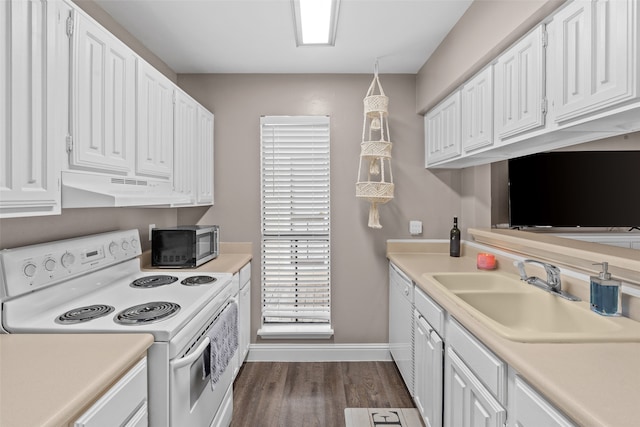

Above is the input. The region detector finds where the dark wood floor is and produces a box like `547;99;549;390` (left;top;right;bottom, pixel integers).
231;361;414;427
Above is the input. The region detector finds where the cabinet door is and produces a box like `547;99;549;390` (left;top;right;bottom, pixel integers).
173;90;197;204
462;66;493;153
196;106;214;205
552;0;636;123
137;59;174;179
72;11;136;174
494;25;546;140
0;0;67;218
238;278;251;364
444;347;506;427
425;91;461;166
414;312;443;427
510;374;575;427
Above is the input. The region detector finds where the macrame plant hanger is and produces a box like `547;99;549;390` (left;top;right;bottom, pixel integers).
356;60;394;228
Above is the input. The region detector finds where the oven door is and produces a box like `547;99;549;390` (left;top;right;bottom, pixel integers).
169;301;236;427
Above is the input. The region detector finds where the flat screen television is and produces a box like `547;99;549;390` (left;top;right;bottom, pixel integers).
508;151;640;228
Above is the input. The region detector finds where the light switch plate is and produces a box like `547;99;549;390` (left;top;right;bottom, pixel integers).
409;220;422;235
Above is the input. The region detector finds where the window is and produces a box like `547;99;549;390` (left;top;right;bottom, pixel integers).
258;116;333;339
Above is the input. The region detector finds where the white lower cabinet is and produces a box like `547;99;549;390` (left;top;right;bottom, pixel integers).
414;310;443;427
238;262;251;366
392;264;577;427
74;357;148;427
444;318;506;427
444;347;506;427
508;369;575;427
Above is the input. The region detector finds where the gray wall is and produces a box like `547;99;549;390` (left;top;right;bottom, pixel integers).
176;74;485;343
416;0;565;113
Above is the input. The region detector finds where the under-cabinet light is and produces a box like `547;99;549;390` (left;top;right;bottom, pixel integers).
292;0;340;46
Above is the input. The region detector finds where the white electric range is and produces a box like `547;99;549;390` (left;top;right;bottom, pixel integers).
0;229;237;427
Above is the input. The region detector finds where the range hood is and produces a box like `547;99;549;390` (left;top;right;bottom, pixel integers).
62;171;191;208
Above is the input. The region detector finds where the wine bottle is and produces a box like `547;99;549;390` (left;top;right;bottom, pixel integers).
450;217;460;257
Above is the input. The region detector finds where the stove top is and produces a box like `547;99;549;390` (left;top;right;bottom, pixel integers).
114;301;181;325
56;304;115;324
130;275;179;288
0;229;234;342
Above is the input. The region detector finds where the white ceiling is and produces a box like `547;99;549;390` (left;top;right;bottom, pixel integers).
93;0;473;74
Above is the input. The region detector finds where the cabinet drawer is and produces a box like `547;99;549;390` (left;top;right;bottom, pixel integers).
74;357;147;427
414;287;444;336
447;318;506;402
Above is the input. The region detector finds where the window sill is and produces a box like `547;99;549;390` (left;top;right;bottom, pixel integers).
257;324;334;340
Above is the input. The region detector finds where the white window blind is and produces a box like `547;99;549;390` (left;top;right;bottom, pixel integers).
259;116;332;338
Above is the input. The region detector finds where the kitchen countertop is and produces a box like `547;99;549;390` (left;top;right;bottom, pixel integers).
387;238;640;427
0;333;153;427
140;242;252;274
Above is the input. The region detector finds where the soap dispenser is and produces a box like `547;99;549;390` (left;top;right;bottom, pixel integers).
590;262;622;316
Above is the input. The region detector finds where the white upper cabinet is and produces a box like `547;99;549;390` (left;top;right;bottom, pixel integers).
461;66;494;153
173;90;214;207
494;25;546;140
196;106;214;205
425;91;461;166
551;0;638;123
173;90;197;204
0;0;70;218
136;59;174;180
71;9;136;175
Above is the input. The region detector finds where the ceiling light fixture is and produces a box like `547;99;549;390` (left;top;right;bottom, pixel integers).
292;0;340;46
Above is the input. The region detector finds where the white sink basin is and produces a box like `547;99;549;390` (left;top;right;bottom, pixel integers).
423;272;640;343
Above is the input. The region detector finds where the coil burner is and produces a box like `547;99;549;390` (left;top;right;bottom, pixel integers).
114;302;181;325
130;275;178;288
56;304;115;324
181;275;217;286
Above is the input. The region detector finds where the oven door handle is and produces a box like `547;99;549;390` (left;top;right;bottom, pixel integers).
171;336;210;370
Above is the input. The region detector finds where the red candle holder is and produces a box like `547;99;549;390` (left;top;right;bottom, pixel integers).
477;253;497;270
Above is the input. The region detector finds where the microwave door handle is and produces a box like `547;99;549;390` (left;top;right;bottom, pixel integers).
171;336;210;370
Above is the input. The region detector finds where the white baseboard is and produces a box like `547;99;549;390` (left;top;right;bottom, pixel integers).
246;343;392;362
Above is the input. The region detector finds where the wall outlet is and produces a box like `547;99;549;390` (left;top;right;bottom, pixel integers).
149;224;156;240
409;220;422;235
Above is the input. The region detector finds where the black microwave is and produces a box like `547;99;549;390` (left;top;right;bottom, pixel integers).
151;225;219;268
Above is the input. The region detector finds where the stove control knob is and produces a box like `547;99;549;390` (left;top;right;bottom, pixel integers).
61;252;76;268
23;263;37;278
130;238;139;250
44;258;56;272
121;240;130;250
109;241;119;255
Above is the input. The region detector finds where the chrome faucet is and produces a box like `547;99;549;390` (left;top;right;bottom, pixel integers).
516;259;580;301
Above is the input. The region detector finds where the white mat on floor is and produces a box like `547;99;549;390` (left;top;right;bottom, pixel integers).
344;408;423;427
